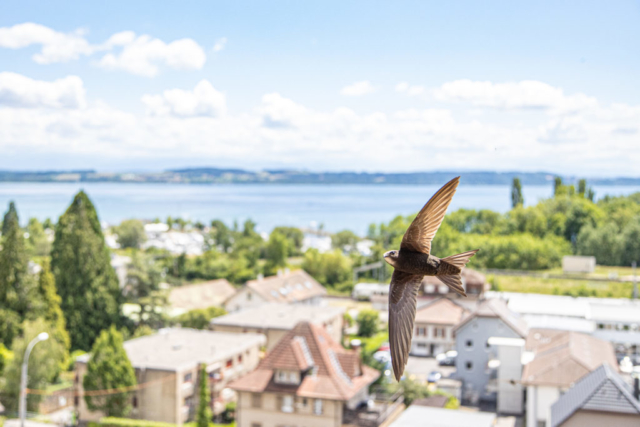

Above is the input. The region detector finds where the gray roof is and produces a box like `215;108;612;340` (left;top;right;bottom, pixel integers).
390;406;496;427
455;298;528;337
78;328;265;372
210;302;344;330
550;363;640;427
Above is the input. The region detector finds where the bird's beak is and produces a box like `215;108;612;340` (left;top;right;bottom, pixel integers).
383;251;390;258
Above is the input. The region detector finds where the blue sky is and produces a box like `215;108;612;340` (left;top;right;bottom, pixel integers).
1;1;639;175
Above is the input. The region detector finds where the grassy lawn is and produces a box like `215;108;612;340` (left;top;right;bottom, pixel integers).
489;274;634;298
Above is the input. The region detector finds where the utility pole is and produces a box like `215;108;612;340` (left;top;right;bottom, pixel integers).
633;261;638;300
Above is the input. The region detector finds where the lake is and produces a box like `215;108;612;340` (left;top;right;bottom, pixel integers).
1;183;639;235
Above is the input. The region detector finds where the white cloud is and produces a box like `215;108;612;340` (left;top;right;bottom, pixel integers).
0;72;86;109
0;22;94;63
98;35;206;77
0;74;638;175
0;23;207;77
341;81;375;96
213;37;227;52
142;80;226;117
395;82;425;96
434;79;598;113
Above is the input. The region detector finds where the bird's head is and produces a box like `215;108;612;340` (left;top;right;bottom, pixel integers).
383;250;399;267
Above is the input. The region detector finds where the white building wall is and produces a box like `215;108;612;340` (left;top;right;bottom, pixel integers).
527;385;561;427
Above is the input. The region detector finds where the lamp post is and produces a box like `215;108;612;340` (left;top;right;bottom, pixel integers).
20;332;49;427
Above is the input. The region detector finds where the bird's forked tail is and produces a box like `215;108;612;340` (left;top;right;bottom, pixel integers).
437;249;479;297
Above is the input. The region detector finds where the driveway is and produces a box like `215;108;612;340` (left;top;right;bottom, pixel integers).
405;355;456;381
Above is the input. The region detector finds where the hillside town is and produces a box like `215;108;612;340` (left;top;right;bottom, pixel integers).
1;180;640;427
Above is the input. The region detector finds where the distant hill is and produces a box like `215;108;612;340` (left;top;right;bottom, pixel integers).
1;168;639;185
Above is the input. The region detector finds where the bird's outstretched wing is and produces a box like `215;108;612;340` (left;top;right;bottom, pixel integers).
400;176;460;254
389;269;423;381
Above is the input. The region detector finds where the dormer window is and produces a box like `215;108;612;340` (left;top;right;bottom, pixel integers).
275;370;300;385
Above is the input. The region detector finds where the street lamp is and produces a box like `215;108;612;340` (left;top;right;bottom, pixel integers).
20;332;49;427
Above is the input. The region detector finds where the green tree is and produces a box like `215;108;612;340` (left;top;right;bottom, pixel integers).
620;219;640;266
26;218;51;257
0;308;20;348
511;177;524;208
576;223;622;266
553;176;563;196
115;219;147;249
332;230;360;251
209;220;233;252
33;260;71;366
2;318;67;412
176;306;227;329
264;231;289;276
356;309;379;337
83;326;137;417
0;202;30;320
272;226;304;255
302;249;352;291
51;191;123;350
196;364;212;427
125;252;166;328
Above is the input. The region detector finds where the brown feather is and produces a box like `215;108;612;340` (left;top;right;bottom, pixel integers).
400;177;460;254
388;270;423;381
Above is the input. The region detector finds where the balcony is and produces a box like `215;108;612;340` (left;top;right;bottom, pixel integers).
342;390;404;427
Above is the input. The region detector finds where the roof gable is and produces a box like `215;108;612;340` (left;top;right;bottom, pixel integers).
454;298;528;337
169;279;236;310
245;269;326;303
229;322;378;400
415;298;469;325
522;331;618;387
550;363;640;427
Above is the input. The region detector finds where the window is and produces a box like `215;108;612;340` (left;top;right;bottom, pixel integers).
417;343;426;348
466;361;473;371
226;359;233;368
247;292;252;301
277;370;287;382
238;354;243;364
183;373;192;383
465;339;473;349
302;398;308;406
416;327;426;336
314;399;323;415
251;393;262;408
281;395;294;413
251;423;261;427
485;340;491;349
434;327;445;338
132;396;138;408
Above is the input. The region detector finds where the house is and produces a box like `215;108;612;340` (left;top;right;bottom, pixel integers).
352;282;389;301
486;291;640;358
210;303;344;350
410;298;469;357
487;337;526;415
75;328;265;425
390;406;496;427
421;268;488;297
562;255;595;273
168;279;236;316
550;363;640;427
522;329;618;427
453;298;528;404
224;269;326;312
229;321;399;427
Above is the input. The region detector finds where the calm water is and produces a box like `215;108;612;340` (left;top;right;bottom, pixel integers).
1;183;639;235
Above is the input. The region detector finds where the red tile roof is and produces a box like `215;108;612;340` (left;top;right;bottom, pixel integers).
414;298;469;325
229;322;379;400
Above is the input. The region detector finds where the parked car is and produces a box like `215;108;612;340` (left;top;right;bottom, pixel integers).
427;371;442;383
436;350;457;366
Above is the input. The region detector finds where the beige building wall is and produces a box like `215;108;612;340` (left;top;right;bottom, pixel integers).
559;410;640;427
224;288;267;312
77;340;263;425
236;391;343;427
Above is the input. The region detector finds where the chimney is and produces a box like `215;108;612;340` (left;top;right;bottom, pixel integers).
257;273;264;281
634;377;639;401
277;269;283;277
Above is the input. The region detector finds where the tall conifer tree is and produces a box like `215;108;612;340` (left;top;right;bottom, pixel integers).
51;191;122;350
